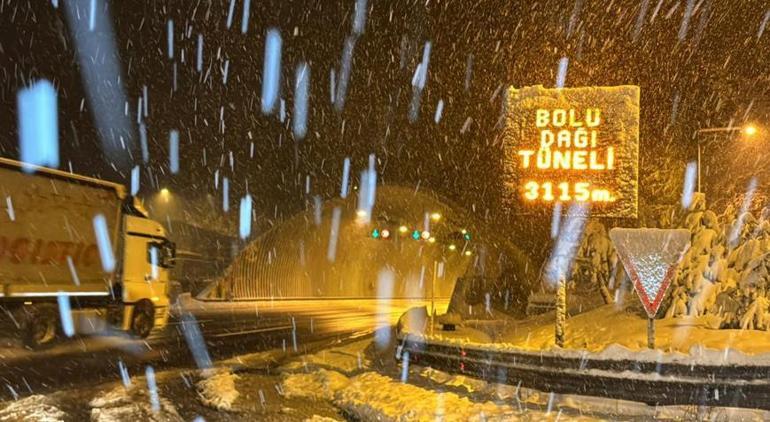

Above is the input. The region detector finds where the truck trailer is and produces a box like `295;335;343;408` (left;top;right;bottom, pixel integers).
0;157;174;347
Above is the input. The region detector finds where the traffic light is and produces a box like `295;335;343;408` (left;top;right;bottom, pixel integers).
412;230;421;240
371;228;393;240
461;229;471;241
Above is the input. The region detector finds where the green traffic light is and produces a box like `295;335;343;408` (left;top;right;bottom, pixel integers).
372;229;380;239
464;233;471;241
411;230;421;240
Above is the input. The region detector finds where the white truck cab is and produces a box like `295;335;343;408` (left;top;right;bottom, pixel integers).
117;214;174;338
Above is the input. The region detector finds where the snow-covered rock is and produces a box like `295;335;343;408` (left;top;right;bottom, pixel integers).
89;385;182;422
303;416;342;422
281;338;372;375
281;369;350;402
196;369;240;411
0;395;66;422
335;371;518;421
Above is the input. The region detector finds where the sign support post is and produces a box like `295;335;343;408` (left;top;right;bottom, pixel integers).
647;317;655;349
555;277;567;347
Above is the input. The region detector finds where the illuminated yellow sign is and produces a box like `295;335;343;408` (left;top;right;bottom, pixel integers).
503;85;639;218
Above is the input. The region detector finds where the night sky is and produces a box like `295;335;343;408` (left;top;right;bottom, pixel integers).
2;0;770;241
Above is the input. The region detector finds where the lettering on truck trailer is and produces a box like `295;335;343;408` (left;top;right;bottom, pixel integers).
0;236;100;267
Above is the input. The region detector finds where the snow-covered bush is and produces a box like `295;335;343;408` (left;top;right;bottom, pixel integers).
552;191;770;332
665;197;770;330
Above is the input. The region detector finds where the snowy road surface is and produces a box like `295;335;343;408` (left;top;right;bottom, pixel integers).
2;332;766;421
0;296;447;399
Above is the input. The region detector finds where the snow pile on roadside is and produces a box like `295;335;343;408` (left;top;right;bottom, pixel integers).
420;367;453;384
423;330;770;367
421;368;490;394
0;395;66;422
416;365;770;420
90;385;182;422
281;338;371;374
196;369;240;411
303;416;342;422
335;371;517;421
656;405;770;420
443;374;489;393
281;369;350;401
419;366;651;416
282;367;591;420
409;303;770;367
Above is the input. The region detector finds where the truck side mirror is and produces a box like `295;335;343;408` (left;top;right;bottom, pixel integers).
164;241;177;268
148;240;177;269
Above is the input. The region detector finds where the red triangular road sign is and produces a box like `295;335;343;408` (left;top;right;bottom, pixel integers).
609;228;691;318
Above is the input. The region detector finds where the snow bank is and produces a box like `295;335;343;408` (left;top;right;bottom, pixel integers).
303;415;342;422
89;385;182;422
282;369;519;420
415;364;770;420
413;303;770;366
0;395;66;422
281;338;371;374
281;369;350;401
415;330;770;368
655;405;770;421
196;369;240;411
335;371;518;421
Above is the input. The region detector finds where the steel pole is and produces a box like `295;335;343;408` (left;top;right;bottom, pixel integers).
431;260;437;335
555;277;566;347
647;317;655;349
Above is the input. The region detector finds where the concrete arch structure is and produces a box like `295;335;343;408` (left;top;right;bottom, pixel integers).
207;186;534;310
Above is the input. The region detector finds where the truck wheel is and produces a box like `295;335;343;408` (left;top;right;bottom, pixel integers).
131;301;155;338
21;305;59;349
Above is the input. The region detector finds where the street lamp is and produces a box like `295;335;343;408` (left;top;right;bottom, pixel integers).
694;124;758;193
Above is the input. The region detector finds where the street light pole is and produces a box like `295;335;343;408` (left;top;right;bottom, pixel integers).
693;125;757;194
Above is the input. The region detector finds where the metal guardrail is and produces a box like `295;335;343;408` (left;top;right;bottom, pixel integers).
396;335;770;410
